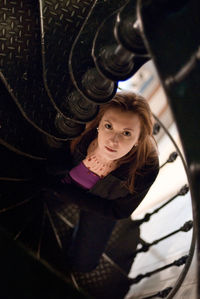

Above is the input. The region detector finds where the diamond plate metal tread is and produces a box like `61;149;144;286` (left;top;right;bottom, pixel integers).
0;79;54;159
70;218;139;298
69;0;128;103
56;203;80;228
0;0;77;140
73;256;130;299
40;0;98;123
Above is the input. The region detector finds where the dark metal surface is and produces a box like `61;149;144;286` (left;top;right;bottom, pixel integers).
92;0;150;82
68;0;127;102
0;78;50;159
0;0;63;138
40;0;99;122
138;0;199;297
115;0;148;55
130;255;188;284
0;0;91;141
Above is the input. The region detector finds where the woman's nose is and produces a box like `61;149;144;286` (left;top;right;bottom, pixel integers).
109;133;119;144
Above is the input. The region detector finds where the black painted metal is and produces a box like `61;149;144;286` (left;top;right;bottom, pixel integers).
138;0;199;297
39;0;98;123
142;287;173;299
69;0;126;103
159;151;178;169
130;255;188;284
153;122;161;135
133;221;193;257
0;0;66;139
93;11;135;81
150;116;195;299
134;185;189;226
115;1;149;56
92;1;150;81
0;79;49;160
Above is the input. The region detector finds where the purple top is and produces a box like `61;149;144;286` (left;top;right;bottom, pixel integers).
61;162;101;189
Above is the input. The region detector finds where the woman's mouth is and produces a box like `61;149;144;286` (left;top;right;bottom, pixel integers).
105;146;117;152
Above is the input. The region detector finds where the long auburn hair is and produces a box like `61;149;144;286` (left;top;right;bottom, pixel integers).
70;91;158;193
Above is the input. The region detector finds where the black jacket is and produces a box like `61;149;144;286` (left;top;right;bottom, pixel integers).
50;129;159;220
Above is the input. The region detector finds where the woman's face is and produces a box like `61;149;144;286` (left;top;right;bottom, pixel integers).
97;107;141;161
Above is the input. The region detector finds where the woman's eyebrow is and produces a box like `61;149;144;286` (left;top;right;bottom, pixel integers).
123;128;133;131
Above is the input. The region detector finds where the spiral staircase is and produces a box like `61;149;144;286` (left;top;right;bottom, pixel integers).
0;0;199;298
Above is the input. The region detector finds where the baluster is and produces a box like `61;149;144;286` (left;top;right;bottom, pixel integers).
132;220;193;258
153;122;161;135
134;185;189;226
142;287;173;299
160;151;178;169
130;255;188;284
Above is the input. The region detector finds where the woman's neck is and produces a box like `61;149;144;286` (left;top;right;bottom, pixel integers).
82;139;117;177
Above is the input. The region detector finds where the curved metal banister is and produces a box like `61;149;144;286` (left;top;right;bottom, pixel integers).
153;115;196;299
137;0;199;296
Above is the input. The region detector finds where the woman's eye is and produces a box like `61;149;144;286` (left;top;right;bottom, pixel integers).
105;123;112;129
123;131;131;137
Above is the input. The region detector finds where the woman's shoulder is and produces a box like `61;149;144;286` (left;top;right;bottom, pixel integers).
134;154;159;192
145;150;159;171
114;149;159;178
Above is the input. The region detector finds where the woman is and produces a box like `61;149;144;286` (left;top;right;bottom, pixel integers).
46;91;159;273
